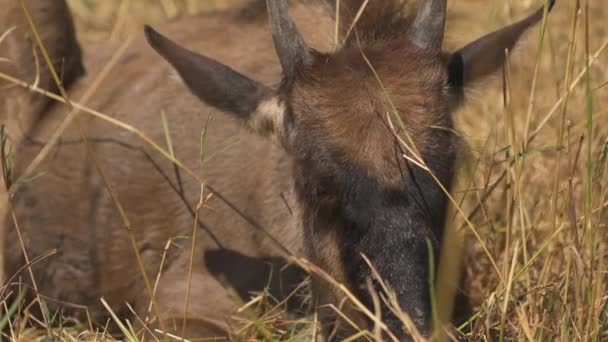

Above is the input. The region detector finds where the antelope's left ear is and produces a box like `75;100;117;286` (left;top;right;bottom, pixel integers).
448;0;555;102
144;26;291;144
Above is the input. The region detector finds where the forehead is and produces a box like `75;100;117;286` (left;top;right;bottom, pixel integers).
289;41;449;180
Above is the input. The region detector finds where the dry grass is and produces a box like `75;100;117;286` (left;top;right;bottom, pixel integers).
446;1;608;340
1;0;607;341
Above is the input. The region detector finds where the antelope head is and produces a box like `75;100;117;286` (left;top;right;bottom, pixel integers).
145;0;555;337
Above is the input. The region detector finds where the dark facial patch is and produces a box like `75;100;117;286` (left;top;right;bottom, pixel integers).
294;147;456;336
282;35;457;337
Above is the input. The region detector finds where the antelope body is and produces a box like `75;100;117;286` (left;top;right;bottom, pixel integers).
0;0;554;339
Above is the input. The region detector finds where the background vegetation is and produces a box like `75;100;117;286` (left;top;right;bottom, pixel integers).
2;0;607;340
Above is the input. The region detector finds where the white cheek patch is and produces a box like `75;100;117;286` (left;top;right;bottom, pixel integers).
168;69;181;83
250;97;287;141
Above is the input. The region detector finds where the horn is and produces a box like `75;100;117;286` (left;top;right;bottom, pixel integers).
408;0;447;51
266;0;313;78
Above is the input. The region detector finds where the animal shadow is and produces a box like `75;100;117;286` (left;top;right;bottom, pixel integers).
204;248;310;315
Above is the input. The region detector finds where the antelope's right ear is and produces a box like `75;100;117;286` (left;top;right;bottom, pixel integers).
447;0;555;105
144;26;290;143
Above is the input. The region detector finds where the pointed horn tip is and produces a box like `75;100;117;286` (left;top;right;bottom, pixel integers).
548;0;556;12
408;0;448;51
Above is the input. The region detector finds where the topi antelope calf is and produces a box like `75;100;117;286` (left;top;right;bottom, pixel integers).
1;0;554;339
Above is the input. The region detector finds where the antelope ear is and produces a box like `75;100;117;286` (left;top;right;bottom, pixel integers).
144;26;290;142
448;1;555;90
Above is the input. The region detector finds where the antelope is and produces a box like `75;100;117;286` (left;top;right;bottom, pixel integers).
0;0;554;339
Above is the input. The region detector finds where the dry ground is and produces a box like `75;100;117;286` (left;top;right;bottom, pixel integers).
1;0;607;341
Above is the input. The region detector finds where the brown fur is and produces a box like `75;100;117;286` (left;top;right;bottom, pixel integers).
291;40;448;183
0;0;84;141
334;0;410;44
1;0;336;338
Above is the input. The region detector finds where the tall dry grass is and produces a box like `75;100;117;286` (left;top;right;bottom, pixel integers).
1;0;607;341
446;1;607;340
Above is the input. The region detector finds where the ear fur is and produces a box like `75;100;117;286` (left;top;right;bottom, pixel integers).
145;26;290;143
145;26;271;117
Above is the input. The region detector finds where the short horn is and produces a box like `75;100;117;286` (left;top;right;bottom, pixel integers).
266;0;313;78
408;0;447;51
